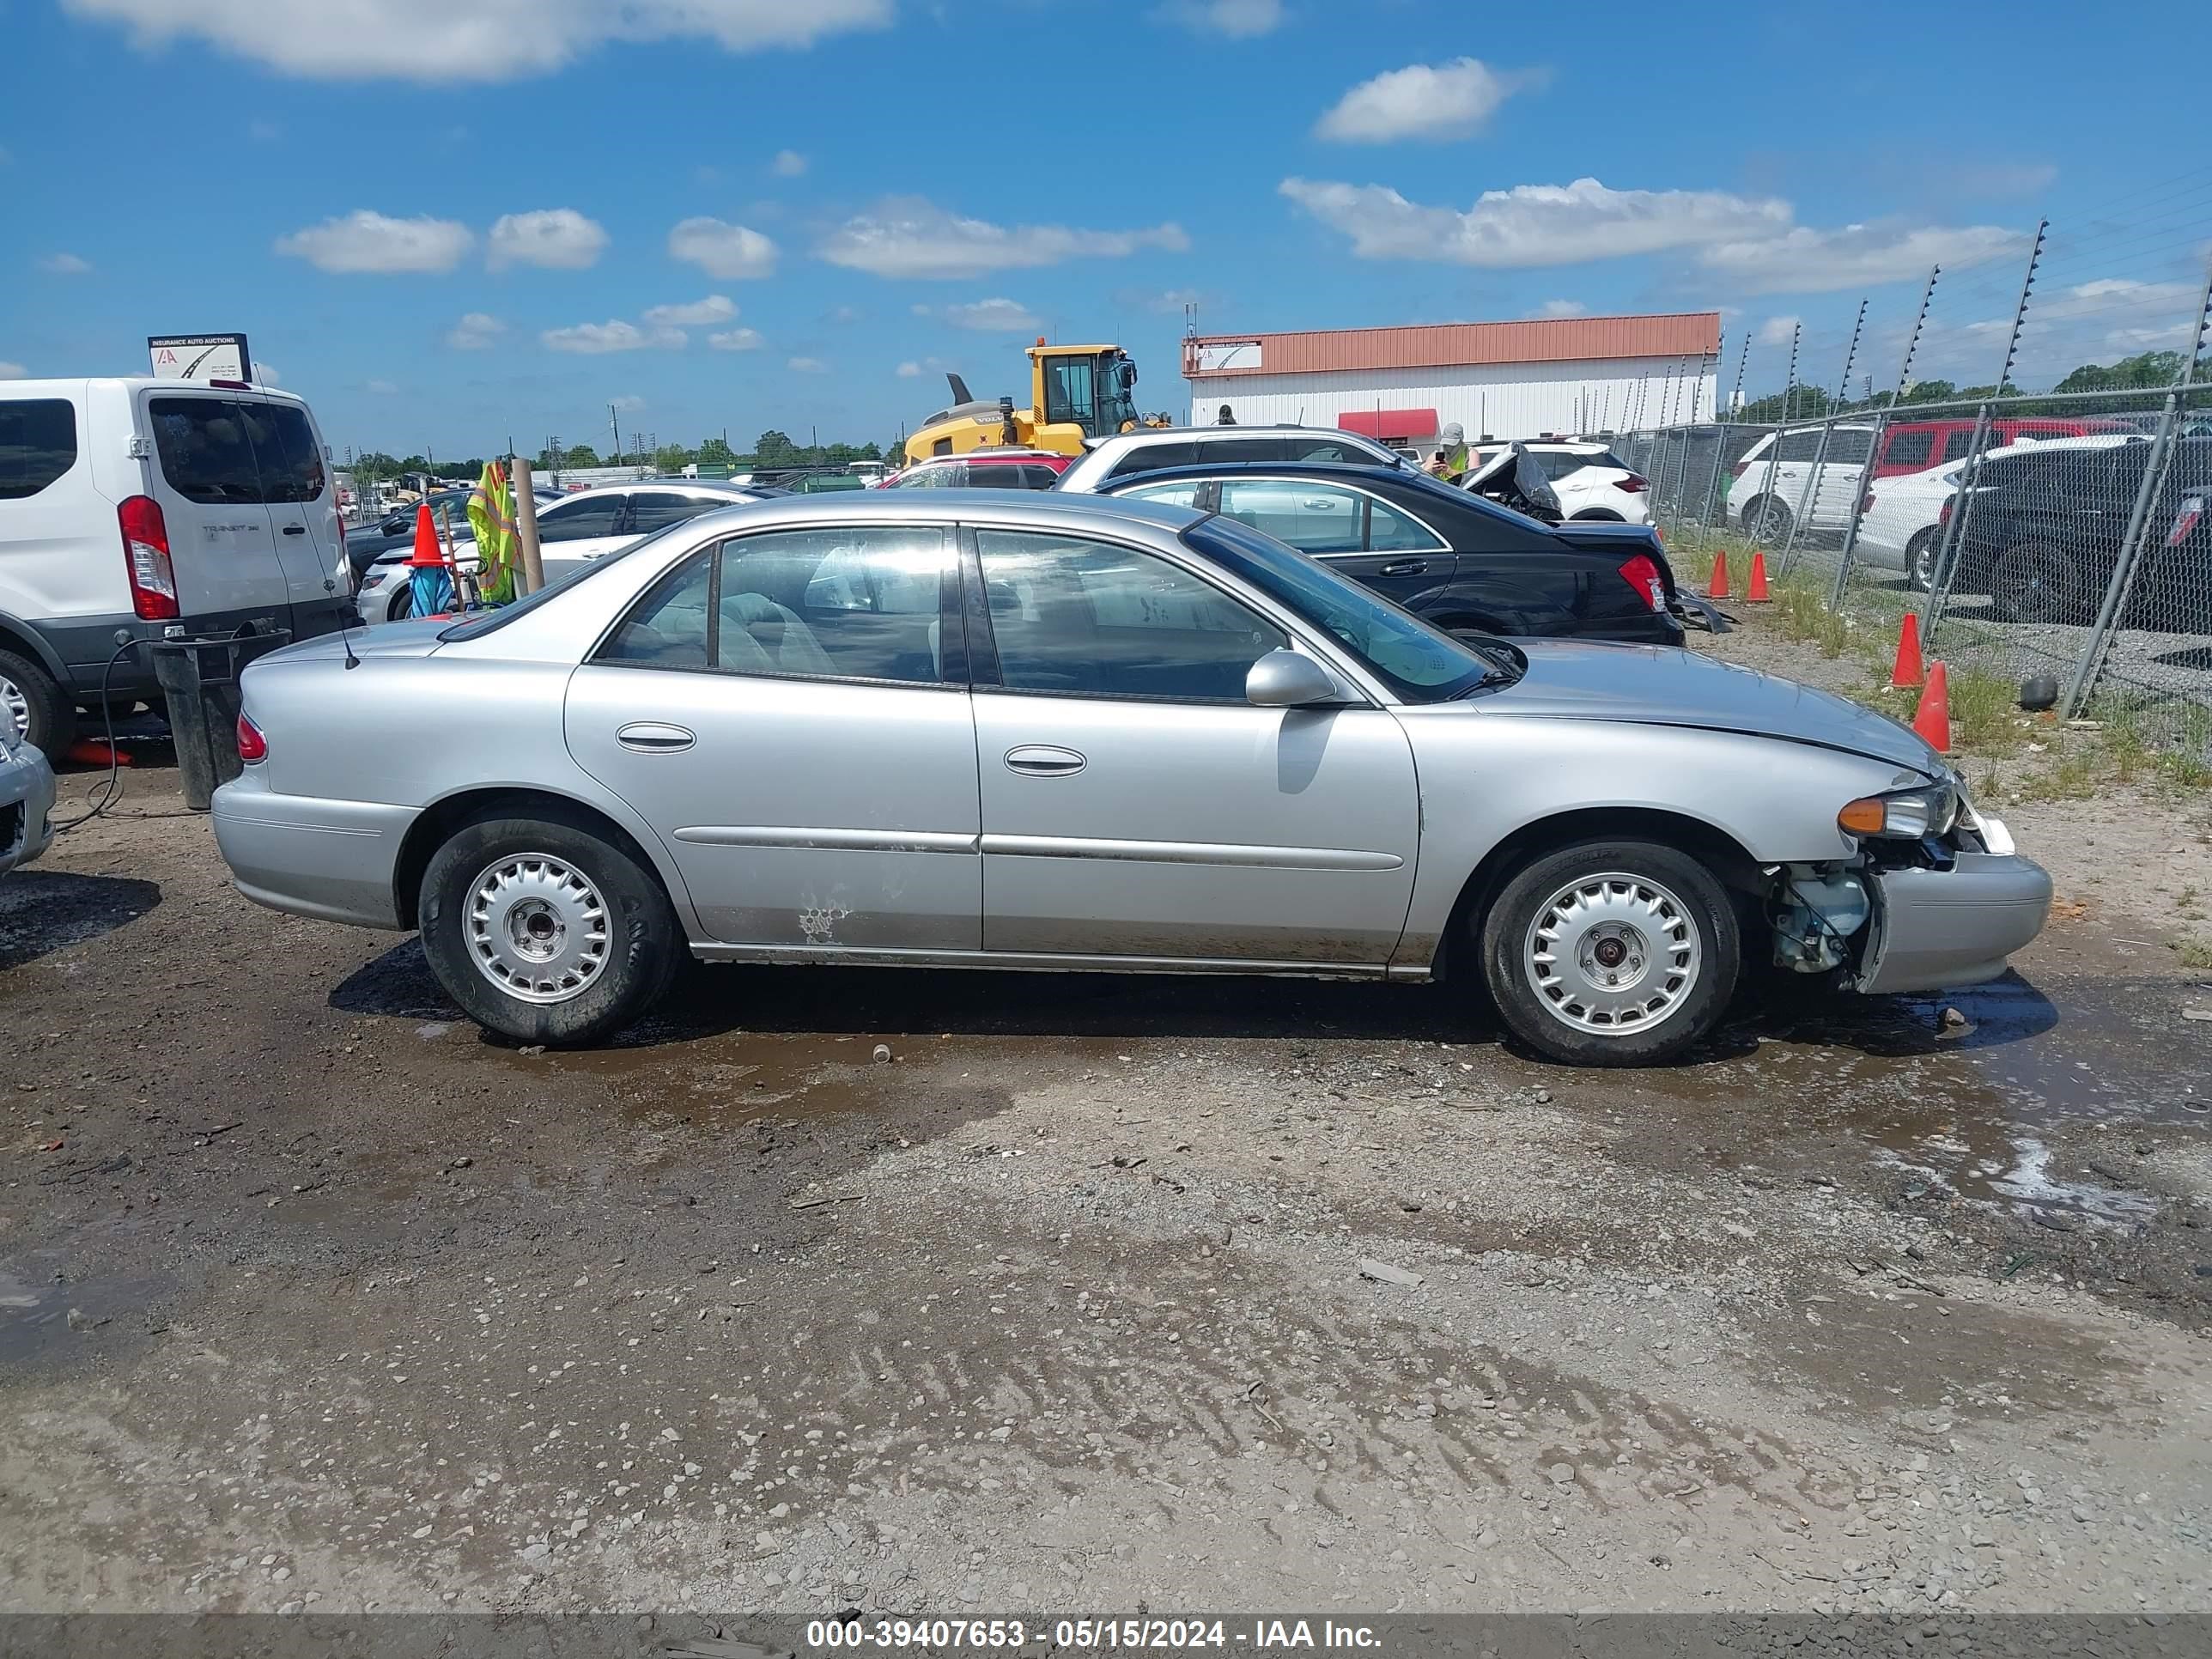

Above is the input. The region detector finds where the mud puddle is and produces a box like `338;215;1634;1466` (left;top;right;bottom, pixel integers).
0;1261;174;1370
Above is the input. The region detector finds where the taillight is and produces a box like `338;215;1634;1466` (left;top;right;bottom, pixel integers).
118;495;179;620
1615;473;1650;493
336;514;351;592
1938;497;1954;527
2170;495;2204;548
1728;461;1749;482
1618;554;1667;613
236;714;267;763
1861;490;1876;514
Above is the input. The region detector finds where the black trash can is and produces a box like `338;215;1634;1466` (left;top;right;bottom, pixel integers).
149;629;293;811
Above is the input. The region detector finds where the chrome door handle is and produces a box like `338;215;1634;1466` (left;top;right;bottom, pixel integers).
1004;744;1085;776
1378;560;1428;576
617;722;696;753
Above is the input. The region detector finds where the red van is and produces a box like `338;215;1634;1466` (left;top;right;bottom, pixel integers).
1870;416;2137;479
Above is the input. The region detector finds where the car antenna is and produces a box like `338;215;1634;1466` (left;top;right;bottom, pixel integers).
325;575;362;670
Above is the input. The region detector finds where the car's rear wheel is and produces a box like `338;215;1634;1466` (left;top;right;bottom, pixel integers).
418;808;681;1046
1988;540;2094;625
1905;528;1940;592
1745;497;1791;544
1570;508;1624;522
1479;838;1739;1066
0;648;74;754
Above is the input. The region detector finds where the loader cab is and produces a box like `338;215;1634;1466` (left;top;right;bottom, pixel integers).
1030;343;1141;444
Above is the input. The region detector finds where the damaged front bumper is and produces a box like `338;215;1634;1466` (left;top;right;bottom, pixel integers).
1851;830;2053;996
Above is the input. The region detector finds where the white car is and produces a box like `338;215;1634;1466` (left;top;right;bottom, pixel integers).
1729;422;1880;544
1475;441;1652;524
1055;425;1412;495
1856;434;2147;590
352;482;777;623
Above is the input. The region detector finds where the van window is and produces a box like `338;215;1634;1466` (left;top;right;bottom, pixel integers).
1881;429;1935;470
0;399;77;499
239;402;327;503
1103;441;1196;481
150;398;264;504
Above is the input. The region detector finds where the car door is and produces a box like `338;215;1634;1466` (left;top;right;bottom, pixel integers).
236;397;343;626
138;392;292;620
530;493;629;585
1214;477;1455;607
967;526;1419;966
565;521;980;951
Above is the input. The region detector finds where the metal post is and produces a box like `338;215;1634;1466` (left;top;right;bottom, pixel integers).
511;454;545;597
1922;404;1993;637
1994;223;2045;395
2060;256;2212;717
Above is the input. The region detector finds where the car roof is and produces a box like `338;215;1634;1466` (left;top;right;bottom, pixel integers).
1093;424;1376;446
0;376;310;405
678;487;1206;536
912;449;1064;463
1097;459;1421;488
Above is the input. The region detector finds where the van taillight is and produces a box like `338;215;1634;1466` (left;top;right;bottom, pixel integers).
237;714;267;763
118;495;179;620
1618;554;1667;612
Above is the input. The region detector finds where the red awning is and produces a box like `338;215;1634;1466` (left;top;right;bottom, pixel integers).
1338;407;1437;441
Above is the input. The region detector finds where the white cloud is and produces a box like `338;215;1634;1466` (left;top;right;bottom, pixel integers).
643;294;737;326
1316;58;1543;143
447;311;505;349
708;327;765;350
62;0;894;82
611;394;646;412
276;209;472;273
668;216;780;279
1281;173;2023;295
770;149;807;177
251;361;279;385
1280;175;1788;266
1152;0;1282;37
1698;222;2026;295
1526;298;1585;319
818;198;1190;280
896;361;922;378
488;208;607;270
1141;286;1205;313
1756;314;1801;346
541;319;687;353
823;304;861;325
935;297;1043;333
0;362;27;379
787;356;829;374
368;378;399;394
37;252;93;275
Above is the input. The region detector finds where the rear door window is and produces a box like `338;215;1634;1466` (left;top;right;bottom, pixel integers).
0;398;78;499
1197;436;1287;465
1774;430;1826;463
1825;429;1875;465
238;402;326;502
1941;428;1987;464
627;491;721;533
533;495;625;543
1215;479;1364;554
1881;429;1936;470
1103;441;1196;481
150;397;264;503
1285;437;1376;464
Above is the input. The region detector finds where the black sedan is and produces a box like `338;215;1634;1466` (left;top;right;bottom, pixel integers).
1948;435;2209;629
1091;461;1686;646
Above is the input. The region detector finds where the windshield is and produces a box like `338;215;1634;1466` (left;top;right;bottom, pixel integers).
1181;514;1510;702
434;519;700;643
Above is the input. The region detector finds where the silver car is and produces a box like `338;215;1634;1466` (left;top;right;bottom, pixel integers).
1;726;56;878
210;493;2050;1066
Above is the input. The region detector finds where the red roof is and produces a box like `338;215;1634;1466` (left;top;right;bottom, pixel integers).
1184;313;1721;379
1337;408;1437;441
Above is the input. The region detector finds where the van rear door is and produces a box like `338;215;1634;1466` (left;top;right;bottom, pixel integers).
136;390;290;624
236;396;343;618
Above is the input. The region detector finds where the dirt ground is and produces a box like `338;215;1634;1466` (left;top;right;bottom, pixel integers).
3;641;2211;1619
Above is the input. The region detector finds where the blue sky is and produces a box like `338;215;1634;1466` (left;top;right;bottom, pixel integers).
3;0;2207;459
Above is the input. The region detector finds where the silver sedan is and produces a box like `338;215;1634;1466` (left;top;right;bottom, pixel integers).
210;492;2050;1066
1;727;55;879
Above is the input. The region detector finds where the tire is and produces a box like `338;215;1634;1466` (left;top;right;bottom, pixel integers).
0;647;75;755
1988;540;2093;626
1905;528;1939;592
1743;497;1791;544
417;807;682;1047
1479;838;1741;1067
1570;509;1625;522
387;582;415;623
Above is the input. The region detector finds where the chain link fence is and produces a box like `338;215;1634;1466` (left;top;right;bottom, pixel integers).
1616;380;2212;759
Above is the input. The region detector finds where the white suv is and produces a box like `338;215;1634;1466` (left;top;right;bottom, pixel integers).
1478;441;1653;524
0;378;349;752
1727;423;1878;543
1057;425;1412;495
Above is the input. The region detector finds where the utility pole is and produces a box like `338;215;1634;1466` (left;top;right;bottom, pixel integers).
609;404;622;468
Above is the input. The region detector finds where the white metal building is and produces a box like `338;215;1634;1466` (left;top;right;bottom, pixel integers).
1182;313;1721;446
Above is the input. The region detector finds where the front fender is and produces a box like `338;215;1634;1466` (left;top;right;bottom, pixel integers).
1393;706;1915;959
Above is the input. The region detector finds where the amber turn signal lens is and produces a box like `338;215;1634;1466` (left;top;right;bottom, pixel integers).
1837;798;1887;836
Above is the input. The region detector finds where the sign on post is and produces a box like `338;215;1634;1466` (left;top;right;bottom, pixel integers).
148;333;252;381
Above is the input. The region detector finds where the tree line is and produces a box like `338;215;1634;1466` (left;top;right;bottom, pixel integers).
345;429;905;484
1729;349;2200;427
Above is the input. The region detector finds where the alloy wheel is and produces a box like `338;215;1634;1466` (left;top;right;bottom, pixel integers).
1522;871;1703;1036
465;853;611;1005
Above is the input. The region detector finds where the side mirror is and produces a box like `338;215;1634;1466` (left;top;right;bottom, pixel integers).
1246;648;1340;708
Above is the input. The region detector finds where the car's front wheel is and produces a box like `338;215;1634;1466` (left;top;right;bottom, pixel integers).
418;807;682;1046
1479;838;1740;1066
1988;540;2094;625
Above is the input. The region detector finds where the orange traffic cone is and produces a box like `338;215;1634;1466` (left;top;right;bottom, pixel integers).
1707;548;1731;599
1743;550;1771;603
1912;660;1952;753
409;502;446;568
1890;611;1925;689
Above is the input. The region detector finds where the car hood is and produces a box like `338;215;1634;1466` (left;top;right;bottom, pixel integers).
1482;639;1941;775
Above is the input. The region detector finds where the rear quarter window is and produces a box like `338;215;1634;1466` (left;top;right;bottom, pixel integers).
0;398;78;500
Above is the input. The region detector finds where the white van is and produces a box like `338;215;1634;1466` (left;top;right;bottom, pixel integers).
0;379;350;751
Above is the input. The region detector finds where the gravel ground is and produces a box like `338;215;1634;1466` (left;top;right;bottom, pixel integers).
3;710;2210;1619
